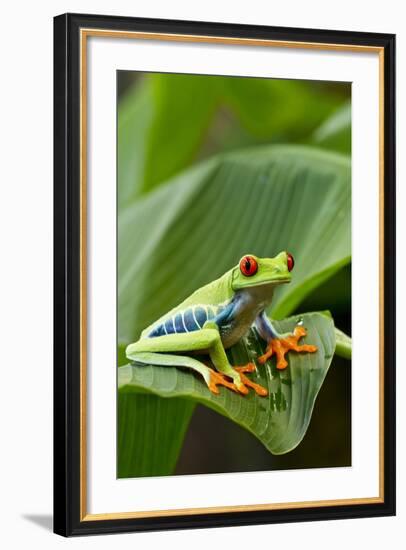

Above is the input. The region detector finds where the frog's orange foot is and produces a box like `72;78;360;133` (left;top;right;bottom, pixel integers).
235;363;268;397
208;364;268;397
208;369;239;395
258;326;318;370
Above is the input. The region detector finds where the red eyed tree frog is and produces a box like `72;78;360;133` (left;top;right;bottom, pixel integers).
126;252;317;397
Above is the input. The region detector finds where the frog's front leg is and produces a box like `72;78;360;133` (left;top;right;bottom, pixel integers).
126;326;267;397
255;311;317;370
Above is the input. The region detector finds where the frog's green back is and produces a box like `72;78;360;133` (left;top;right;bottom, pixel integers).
141;268;234;337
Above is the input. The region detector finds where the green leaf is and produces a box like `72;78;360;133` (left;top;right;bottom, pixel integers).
334;327;352;360
118;74;220;200
118;393;195;478
118;75;349;201
223;79;343;141
118;79;155;208
297;264;351;316
119;312;335;456
312;101;351;154
142;74;219;193
118;145;351;345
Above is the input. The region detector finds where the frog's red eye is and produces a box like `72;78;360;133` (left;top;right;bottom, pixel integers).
287;253;294;272
240;255;258;277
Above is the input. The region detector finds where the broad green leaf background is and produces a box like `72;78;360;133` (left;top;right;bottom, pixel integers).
117;73;352;478
118;312;335;477
118;73;349;200
312;101;351;154
117;394;195;478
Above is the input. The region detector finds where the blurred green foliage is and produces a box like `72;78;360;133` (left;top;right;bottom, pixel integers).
117;72;351;478
118;73;350;203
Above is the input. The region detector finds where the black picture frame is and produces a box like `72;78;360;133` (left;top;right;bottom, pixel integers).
54;12;396;537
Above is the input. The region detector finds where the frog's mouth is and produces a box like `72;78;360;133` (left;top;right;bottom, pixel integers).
255;277;290;285
268;276;291;284
234;276;291;290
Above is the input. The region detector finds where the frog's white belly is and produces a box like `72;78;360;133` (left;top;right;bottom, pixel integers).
220;320;253;349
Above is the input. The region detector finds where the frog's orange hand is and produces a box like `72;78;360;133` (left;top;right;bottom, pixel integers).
258;326;318;370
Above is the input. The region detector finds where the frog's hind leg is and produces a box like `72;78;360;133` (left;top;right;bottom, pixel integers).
129;351;239;395
128;351;211;387
126;332;239;395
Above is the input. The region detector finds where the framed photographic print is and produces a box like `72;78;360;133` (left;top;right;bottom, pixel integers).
53;13;396;536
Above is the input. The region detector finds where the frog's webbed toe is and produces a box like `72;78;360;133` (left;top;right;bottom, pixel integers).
258;326;318;370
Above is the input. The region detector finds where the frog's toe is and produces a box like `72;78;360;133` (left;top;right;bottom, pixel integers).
235;381;249;395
